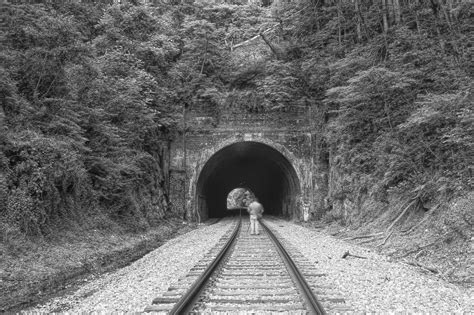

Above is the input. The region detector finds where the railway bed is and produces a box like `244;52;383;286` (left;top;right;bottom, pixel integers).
144;216;351;314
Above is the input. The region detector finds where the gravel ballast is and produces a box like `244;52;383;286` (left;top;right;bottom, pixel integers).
265;218;473;313
25;217;472;313
26;219;234;313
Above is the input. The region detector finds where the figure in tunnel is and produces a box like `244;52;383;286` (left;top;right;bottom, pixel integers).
246;198;264;235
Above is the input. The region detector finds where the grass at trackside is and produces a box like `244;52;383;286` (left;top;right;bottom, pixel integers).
0;216;195;312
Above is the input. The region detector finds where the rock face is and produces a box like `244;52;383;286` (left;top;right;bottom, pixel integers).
167;107;329;222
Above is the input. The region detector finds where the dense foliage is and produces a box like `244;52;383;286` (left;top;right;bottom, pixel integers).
1;0;472;237
2;3;175;235
274;0;473;210
0;1;277;236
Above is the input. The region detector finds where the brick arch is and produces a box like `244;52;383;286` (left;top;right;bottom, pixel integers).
188;135;303;220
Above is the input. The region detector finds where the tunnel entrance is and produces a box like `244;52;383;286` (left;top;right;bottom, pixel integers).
195;141;301;219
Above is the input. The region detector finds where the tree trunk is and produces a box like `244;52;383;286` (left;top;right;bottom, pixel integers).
414;0;421;34
441;1;453;29
200;34;209;75
354;0;362;42
393;0;401;24
429;0;440;18
356;0;370;39
381;0;389;33
337;0;342;47
314;4;320;32
182;103;187;220
386;0;394;24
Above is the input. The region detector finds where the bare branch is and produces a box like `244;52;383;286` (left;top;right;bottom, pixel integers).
260;32;280;58
231;24;278;51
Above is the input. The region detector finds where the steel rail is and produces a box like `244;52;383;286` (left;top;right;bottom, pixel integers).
260;220;327;315
168;217;241;314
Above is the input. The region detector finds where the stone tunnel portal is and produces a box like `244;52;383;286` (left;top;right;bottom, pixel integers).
196;141;301;219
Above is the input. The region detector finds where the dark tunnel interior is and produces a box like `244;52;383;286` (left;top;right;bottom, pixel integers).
196;141;300;219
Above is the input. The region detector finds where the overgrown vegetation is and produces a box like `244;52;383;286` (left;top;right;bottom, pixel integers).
1;0;472;304
1;2;227;238
2;4;163;237
1;0;290;239
254;0;473;211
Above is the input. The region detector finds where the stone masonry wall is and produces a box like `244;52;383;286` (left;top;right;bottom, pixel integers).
168;107;329;221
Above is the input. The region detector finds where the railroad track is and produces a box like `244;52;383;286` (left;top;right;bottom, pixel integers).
145;216;350;314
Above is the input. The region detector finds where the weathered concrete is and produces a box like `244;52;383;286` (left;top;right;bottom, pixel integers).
168;108;328;222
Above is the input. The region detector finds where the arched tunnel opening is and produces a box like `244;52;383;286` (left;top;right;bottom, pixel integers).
195;141;300;219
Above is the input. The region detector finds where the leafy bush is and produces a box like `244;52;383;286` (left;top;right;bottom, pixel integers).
1;3;176;237
3;131;92;235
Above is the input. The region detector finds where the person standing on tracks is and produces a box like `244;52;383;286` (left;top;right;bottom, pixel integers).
247;199;264;235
